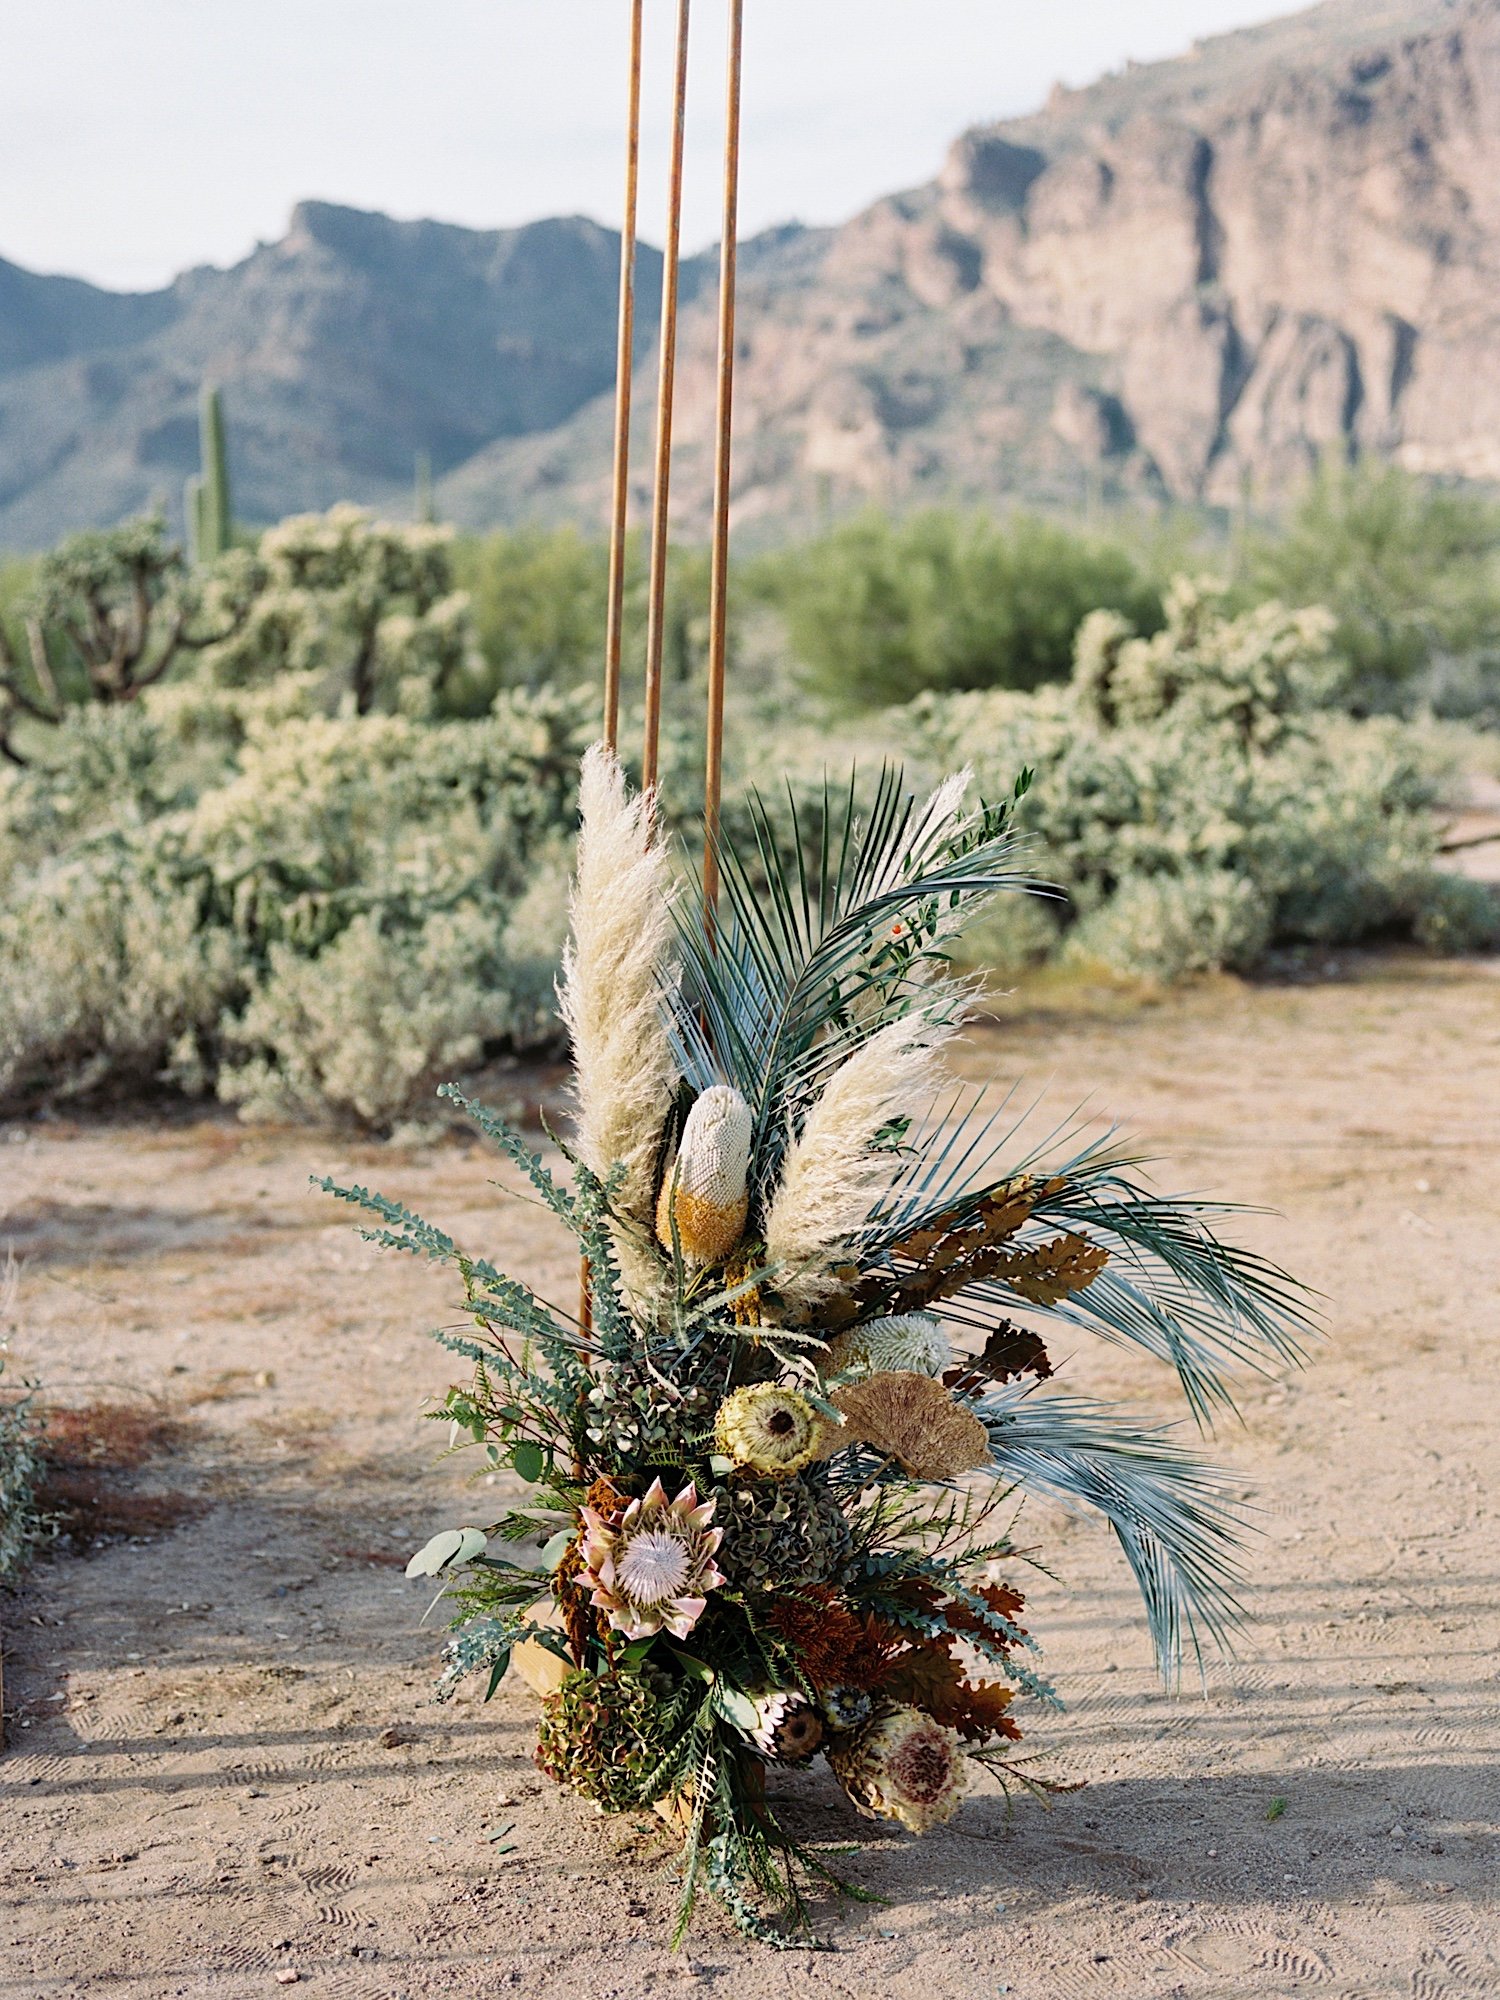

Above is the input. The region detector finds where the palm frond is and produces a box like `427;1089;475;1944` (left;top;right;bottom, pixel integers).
975;1385;1250;1679
671;765;1045;1197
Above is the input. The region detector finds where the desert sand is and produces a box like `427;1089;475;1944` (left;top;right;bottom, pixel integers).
2;954;1498;2000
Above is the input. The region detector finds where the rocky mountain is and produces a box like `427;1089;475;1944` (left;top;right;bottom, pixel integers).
2;0;1497;548
0;205;675;549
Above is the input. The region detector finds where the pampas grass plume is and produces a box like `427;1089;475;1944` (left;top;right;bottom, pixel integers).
559;744;679;1230
763;1016;952;1314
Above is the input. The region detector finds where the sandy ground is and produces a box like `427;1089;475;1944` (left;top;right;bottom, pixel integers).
2;952;1498;2000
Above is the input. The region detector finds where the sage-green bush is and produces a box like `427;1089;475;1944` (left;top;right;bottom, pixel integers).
908;578;1498;981
0;649;586;1126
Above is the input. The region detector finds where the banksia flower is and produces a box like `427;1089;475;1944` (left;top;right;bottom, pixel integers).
825;1313;952;1381
828;1705;969;1835
746;1688;824;1765
657;1084;753;1267
827;1371;991;1482
714;1383;822;1478
579;1479;724;1641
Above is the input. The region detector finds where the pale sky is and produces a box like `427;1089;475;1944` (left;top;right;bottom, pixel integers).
5;1;1308;293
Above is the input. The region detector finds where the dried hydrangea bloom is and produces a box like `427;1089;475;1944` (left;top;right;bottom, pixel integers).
829;1370;991;1482
713;1382;822;1478
747;1688;824;1765
824;1312;952;1381
656;1084;753;1266
828;1705;969;1834
579;1478;725;1641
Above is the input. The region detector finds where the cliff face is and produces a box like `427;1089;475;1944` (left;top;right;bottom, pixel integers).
2;0;1498;546
608;0;1500;532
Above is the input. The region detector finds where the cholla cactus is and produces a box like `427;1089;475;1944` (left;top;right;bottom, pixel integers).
824;1313;952;1380
579;1478;725;1641
657;1084;752;1267
828;1706;969;1834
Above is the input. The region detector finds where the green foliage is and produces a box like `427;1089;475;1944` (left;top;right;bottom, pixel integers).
0;516;253;765
0;1338;51;1583
910;578;1498;982
452;527;720;705
1244;460;1500;718
756;508;1162;709
196;504;484;716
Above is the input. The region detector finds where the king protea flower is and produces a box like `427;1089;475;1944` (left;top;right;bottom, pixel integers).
656;1085;753;1266
579;1478;725;1641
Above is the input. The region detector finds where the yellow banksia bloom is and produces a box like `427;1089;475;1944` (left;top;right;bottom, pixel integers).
714;1383;822;1478
656;1084;753;1266
828;1704;969;1834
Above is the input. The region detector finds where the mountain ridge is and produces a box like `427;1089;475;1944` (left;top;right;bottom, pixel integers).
0;0;1494;549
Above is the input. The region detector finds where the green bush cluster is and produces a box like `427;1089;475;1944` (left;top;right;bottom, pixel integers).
753;508;1163;709
1243;460;1500;721
907;578;1498;982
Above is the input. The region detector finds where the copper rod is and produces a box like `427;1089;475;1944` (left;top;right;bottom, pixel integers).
641;0;692;794
602;0;644;755
583;0;648;1345
701;0;744;928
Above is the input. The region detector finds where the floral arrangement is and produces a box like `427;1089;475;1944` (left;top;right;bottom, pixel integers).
322;746;1311;1944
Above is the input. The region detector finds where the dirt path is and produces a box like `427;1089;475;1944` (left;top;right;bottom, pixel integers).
2;954;1498;2000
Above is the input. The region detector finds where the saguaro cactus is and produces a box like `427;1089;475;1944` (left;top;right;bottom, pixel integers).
186;384;233;563
414;449;436;525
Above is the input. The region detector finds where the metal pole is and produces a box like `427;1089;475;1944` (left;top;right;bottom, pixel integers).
701;0;744;928
642;0;692;794
603;0;644;754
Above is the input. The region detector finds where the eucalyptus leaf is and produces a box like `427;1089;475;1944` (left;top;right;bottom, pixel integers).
511;1441;545;1483
405;1525;489;1578
713;1686;761;1733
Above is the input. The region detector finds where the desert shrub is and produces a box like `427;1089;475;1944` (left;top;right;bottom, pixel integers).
0;1286;50;1583
195;505;488;716
0;669;588;1126
1245;460;1500;719
756;508;1162;709
911;578;1498;982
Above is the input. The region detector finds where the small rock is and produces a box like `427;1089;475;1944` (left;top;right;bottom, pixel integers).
274;1974;300;1988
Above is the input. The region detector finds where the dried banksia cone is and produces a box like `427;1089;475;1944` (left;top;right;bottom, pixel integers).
656;1085;753;1267
714;1383;822;1478
828;1705;969;1834
824;1313;952;1381
828;1370;991;1482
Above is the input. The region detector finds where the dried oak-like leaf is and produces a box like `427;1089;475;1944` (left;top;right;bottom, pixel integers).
995;1232;1109;1306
